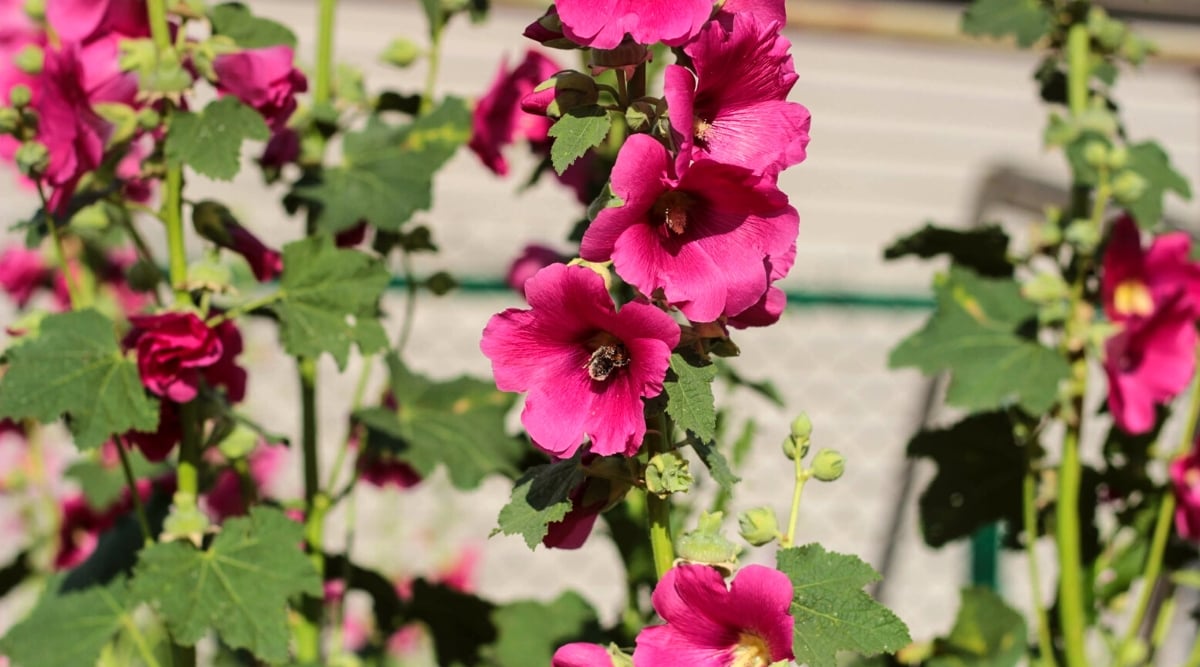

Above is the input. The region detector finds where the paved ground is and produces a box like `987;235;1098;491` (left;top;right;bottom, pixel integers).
2;0;1200;661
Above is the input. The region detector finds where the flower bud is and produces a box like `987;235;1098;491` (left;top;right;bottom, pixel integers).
0;107;19;135
810;449;845;482
675;511;740;575
1107;146;1128;170
381;37;421;68
23;0;44;21
781;434;808;461
589;40;650;77
126;260;162;292
14;45;42;75
218;424;259;460
425;271;458;296
737;506;779;547
624;99;657;133
192;200;283;282
7;84;31;109
137;107;162;131
15;140;48;178
644;451;693;497
1112;170;1148;204
1082;140;1109;169
1064;218;1100;253
790;412;813;441
522;6;577;50
521;70;598;119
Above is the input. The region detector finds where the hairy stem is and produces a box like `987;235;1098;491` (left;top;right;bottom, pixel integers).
646;413;675;579
36;184;82;309
782;444;810;549
296;357;325;663
395;250;419;356
420;15;445;115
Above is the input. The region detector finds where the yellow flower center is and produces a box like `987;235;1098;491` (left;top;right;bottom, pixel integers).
730;632;772;667
693;116;713;141
1113;280;1154;317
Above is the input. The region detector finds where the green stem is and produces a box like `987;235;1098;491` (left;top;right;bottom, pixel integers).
36;184;82;309
1066;24;1090;118
646;413;675;580
1057;422;1088;667
206;291;285;326
1024;465;1058;667
147;0;171;51
117;214;165;306
176;401;200;508
1147;588;1176;662
781;439;811;548
296;357;325;664
114;436;152;545
324;355;375;492
1186;632;1200;667
314;0;338;105
395;250;419;355
420;19;444;114
163;161;187;304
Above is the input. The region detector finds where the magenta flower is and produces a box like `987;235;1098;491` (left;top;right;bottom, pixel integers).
35;46;111;212
1104;303;1197;435
634;564;795;666
0;245;51;307
553;643;616;667
125;400;182;461
1170;447;1200;541
205;442;287;522
481;264;679;458
124;312;244;403
717;0;787;29
507;244;565;299
665;13;810;176
45;0;148;43
580;134;799;323
259;128;301;169
544;477;607;549
554;0;714;49
213;46;308;130
1102;215;1200;323
468;49;560;176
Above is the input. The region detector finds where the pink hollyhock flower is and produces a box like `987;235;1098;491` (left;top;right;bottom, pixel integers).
1104;302;1197;435
481;264;680;457
198;216;283;282
633;564;795;666
468;49;560;176
1170;447;1200;541
507;244;565;299
54;476;161;569
259;128;301;169
124;400;181;461
124;312;228;403
727;242;795;329
45;0;148;43
353;390;422;489
717;0;787;29
77;34;141;106
543;477;607;549
665;14;809;177
35;46;111;213
554;0;714;49
0;245;51;307
553;643;616;667
205;442;287;522
580;134;799;323
1102;215;1200;323
213;46;308;130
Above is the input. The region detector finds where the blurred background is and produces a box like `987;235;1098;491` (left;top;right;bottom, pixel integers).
1;0;1199;661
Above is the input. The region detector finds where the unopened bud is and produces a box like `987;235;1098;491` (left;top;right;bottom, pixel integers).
1082;140;1109;169
1112;170;1147;204
8;84;31;109
0;107;19;135
645;451;692;497
675;511;740;575
23;0;44;21
1107;146;1128;170
425;271;458;296
192;200;237;245
589;41;650;77
14;140;48;177
136;107;162;131
624;99;656;133
522;6;576;50
737;506;779;547
218;424;259;460
14;45;42;75
790;412;813;441
810;449;845;482
521;70;598;119
126;260;161;292
781;434;808;461
381;37;421;68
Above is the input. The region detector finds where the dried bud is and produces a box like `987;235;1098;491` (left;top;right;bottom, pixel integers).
811;448;845;482
521;70;598;119
645;451;693;497
737;506;779;547
675;511;740;575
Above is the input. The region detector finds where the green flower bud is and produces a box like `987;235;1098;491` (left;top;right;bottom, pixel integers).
381;37;422;68
1082;140;1109;168
810;448;845;482
162;494;211;546
8;84;31;109
1022;272;1069;304
675;511;740;575
1120;34;1154;65
137;107;162;131
624;99;656;133
14;44;43;75
0;107;19;135
23;0;44;21
425;271;458;296
790;412;813;441
186;256;233;293
126;260;162;293
781;434;808;461
1112;170;1147;204
192;200;238;246
737;506;779;547
644;451;692;497
1064;218;1100;253
14;140;48;177
1107;146;1128;170
607;644;634;667
218;424;259;460
1077;107;1118;137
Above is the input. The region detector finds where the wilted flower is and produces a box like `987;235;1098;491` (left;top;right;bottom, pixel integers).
481;264;679;457
633;564;795;667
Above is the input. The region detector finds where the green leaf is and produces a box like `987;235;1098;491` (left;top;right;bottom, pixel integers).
663;353;718;443
208;3;297;48
165;97;270;181
889;266;1069;413
0;578;135;667
0;309;159;449
130;507;322;663
691;439;740;491
927;587;1026;667
355;354;521;489
962;0;1053;48
907;413;1023;548
295;98;471;233
548;105;611;175
884;223;1013;278
271;236;390;368
778;544;911;667
495;457;584;548
486;592;602;667
1123;141;1193;229
66;449;161;510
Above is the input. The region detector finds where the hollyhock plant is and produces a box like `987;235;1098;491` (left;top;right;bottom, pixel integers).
1103;298;1197;435
45;0;148;43
193;201;284;282
481;263;680;458
0;245;51;307
1170;446;1200;541
124;311;243;403
717;0;787;28
554;0;714;49
633;564;796;666
124;400;181;462
205;443;288;522
580;134;799;323
665;14;810;176
213;46;308;130
1101;214;1200;323
34;46;111;212
468;49;560;176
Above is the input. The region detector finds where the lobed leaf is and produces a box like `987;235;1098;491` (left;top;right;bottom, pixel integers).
1123;141;1192;229
663;353;718;443
131;507;322;663
165;97;270;181
927;587;1026;667
548;105;611;175
0;578;135;667
0;309;159;449
208;3;297;48
962;0;1054;48
495;457;584;549
777;544;911;667
884;223;1013;278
